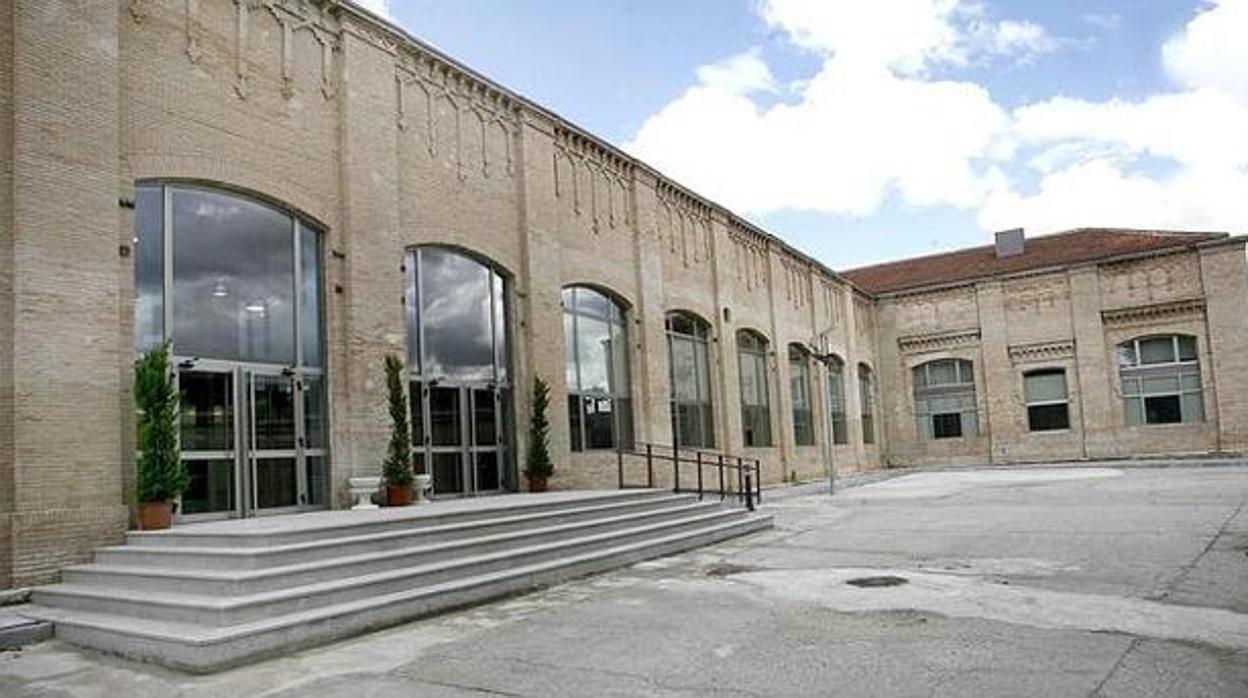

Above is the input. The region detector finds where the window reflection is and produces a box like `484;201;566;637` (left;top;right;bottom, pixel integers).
417;247;502;383
667;312;714;449
134;186;164;352
564;287;631;451
172;189;296;365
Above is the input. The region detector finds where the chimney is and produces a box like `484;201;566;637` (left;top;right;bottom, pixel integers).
995;228;1025;258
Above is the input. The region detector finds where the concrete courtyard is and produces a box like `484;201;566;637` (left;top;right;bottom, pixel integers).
2;464;1247;696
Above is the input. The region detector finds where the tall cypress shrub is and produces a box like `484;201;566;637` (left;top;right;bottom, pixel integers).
524;376;553;480
135;343;188;503
382;354;414;486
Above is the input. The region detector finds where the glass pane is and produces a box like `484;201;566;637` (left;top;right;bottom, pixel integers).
432;452;463;494
694;341;711;403
255;457;297;508
700;404;715;448
1124;397;1144;425
304;455;327;507
253;375;296;450
1139;337;1176;365
1181;392;1205;423
1025;371;1067;403
303;374;326;450
299;223;323;367
585;397;615;449
563;312;578;391
1028;403;1070;431
493;273;508;384
576;316;612;394
962;409;979;437
610;320;629;397
418;248;494;382
475;451;500;491
429;387;461;446
1180;372;1202;391
956;360;974;384
577;287;613;319
180;371;233;451
1142;374;1180;394
172;188;295;364
1120;374;1140;396
1117;342;1137;368
568;395;583;452
790;360;810;410
667;313;695;336
473;389;497;446
134;185;164;352
409;380;425;448
1178;335;1197;361
739;353;761;407
181;458;234;515
933;413;962;439
670;337;697;401
911;365;927;389
861;414;874;444
1144;395;1182;424
928;360;956;386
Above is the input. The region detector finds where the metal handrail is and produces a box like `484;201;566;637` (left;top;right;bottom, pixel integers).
615;440;762;510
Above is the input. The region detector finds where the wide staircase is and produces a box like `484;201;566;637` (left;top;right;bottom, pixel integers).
22;489;771;672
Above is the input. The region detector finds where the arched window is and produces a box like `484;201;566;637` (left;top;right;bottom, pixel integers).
406;246;511;496
858;363;876;445
824;355;848;445
563;286;632;451
1117;335;1204;425
736;330;771;447
667;312;714;448
1024;368;1070;432
913;359;978;440
789;344;815;446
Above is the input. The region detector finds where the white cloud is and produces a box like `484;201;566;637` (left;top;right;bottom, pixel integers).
627;0;1248;240
979;0;1248;233
1162;0;1248;99
352;0;393;20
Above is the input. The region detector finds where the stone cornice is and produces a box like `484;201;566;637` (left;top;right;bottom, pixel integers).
1008;339;1075;364
897;328;982;354
1101;298;1206;327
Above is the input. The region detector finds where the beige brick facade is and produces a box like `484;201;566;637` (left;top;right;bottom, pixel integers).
0;1;1244;587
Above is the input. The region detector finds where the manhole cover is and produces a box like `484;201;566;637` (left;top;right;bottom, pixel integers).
846;575;909;588
705;563;757;577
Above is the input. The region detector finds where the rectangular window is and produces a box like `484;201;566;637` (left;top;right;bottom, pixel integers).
1028;403;1070;431
932;413;962;439
1024;369;1070;433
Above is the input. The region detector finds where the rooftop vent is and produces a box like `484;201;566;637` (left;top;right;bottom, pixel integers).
995;228;1025;258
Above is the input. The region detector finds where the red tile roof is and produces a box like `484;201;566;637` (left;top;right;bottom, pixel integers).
841;228;1228;295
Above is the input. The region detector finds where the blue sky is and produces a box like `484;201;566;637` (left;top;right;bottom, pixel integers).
366;1;1248;270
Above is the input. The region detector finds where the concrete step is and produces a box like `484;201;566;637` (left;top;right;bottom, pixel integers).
95;493;700;571
22;513;772;673
125;489;674;549
33;509;747;626
63;500;725;595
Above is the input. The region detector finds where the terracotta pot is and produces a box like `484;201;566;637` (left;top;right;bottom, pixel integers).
527;475;548;493
138;500;173;530
386;483;413;506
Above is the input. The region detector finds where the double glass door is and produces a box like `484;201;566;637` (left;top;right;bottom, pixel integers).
413;382;507;496
178;362;325;518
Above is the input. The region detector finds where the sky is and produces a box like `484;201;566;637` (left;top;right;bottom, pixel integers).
355;0;1248;270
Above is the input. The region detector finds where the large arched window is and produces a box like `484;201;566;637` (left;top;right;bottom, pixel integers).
132;183;327;516
667;311;714;448
789;344;815;446
1117;334;1204;425
405;246;511;496
563;286;632;451
736;330;771;447
824;355;848;445
858;363;876;445
913;359;978;440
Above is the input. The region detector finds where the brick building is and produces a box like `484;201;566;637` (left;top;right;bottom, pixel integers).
2;1;1245;588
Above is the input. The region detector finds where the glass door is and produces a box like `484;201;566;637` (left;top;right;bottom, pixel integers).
414;383;507;496
246;370;301;512
178;368;238;517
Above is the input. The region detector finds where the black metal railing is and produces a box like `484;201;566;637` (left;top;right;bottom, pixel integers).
615;441;762;510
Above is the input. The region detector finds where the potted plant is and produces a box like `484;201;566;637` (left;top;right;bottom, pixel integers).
134;343;188;530
524;376;554;492
382;354;414;506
